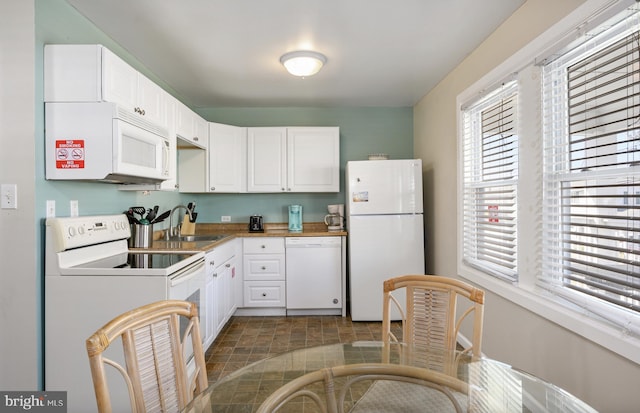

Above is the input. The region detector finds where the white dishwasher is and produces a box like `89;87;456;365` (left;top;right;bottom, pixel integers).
286;237;342;315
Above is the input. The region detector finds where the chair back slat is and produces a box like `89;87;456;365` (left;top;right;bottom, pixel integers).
383;275;485;360
86;300;208;413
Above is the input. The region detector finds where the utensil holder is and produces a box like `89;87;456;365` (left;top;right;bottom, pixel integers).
130;224;153;248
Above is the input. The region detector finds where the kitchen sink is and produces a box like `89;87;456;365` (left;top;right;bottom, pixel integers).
168;234;229;242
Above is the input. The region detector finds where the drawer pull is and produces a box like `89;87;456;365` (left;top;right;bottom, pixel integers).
261;266;266;270
262;293;267;297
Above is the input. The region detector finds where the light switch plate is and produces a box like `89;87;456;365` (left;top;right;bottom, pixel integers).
221;215;231;222
1;184;17;209
46;200;56;218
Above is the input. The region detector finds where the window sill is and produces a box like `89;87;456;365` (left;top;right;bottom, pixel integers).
458;264;640;365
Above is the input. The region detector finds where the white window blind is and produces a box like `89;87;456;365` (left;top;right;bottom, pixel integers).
462;82;519;281
542;6;640;331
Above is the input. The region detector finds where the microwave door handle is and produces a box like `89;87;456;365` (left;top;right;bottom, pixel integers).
170;261;205;287
162;140;170;176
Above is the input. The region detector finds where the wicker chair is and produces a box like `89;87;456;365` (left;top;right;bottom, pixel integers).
382;275;485;359
256;363;469;413
85;300;208;413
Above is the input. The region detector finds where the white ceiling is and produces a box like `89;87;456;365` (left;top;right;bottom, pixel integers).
65;0;525;108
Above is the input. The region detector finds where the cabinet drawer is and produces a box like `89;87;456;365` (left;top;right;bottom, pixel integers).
243;255;285;281
244;281;285;307
243;237;285;254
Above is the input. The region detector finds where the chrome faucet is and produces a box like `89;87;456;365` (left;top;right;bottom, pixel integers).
166;205;194;239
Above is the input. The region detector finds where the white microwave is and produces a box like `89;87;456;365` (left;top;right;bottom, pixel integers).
45;102;170;184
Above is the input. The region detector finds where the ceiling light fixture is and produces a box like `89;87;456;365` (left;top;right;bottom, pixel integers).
280;50;327;77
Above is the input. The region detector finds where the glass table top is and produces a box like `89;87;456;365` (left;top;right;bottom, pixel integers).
182;341;597;413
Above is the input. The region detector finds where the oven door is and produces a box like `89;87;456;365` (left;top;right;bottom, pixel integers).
169;258;206;367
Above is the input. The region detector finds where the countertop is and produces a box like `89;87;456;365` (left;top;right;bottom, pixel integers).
134;222;347;253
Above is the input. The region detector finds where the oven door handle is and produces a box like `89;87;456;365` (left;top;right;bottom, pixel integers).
169;260;205;287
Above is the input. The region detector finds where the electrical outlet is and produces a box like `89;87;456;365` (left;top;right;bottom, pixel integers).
70;200;79;217
221;215;231;222
46;200;56;218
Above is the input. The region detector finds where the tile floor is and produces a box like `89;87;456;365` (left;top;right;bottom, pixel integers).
204;315;403;383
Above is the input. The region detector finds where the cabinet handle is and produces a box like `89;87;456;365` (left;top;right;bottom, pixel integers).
211;187;216;191
194;136;199;141
262;293;267;297
226;263;231;268
213;272;218;277
261;266;266;270
209;261;215;266
261;245;266;249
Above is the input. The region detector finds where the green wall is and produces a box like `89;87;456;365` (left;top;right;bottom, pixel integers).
186;107;413;223
35;0;414;227
32;0;413;388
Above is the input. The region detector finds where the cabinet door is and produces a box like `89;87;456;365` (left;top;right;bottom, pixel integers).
209;123;247;192
137;73;167;127
228;256;240;317
193;115;209;149
205;272;215;348
101;48;138;110
204;252;217;348
287;127;340;192
247;127;287;192
175;100;194;142
213;264;228;335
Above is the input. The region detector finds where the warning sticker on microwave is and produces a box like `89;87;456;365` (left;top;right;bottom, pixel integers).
352;191;369;202
55;140;85;169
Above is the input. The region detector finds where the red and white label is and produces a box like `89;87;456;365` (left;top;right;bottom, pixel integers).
488;205;499;223
55;140;85;169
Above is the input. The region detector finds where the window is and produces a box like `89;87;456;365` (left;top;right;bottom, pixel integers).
461;82;519;281
458;0;640;362
542;8;640;329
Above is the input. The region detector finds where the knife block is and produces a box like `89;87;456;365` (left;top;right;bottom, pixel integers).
180;214;196;235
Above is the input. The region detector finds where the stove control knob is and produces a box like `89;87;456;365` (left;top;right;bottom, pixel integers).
68;226;76;237
77;226;85;235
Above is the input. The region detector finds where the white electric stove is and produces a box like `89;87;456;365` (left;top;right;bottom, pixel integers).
44;214;205;413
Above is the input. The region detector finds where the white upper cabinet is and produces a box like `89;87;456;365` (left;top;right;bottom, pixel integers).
247;127;340;192
175;100;207;149
287;127;340;192
209;123;247;193
247;127;288;192
44;44;168;128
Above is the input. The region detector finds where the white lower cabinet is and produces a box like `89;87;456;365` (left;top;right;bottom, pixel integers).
242;237;286;309
205;239;240;348
243;281;286;307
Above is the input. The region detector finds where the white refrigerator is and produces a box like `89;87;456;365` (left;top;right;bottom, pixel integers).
346;159;425;321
